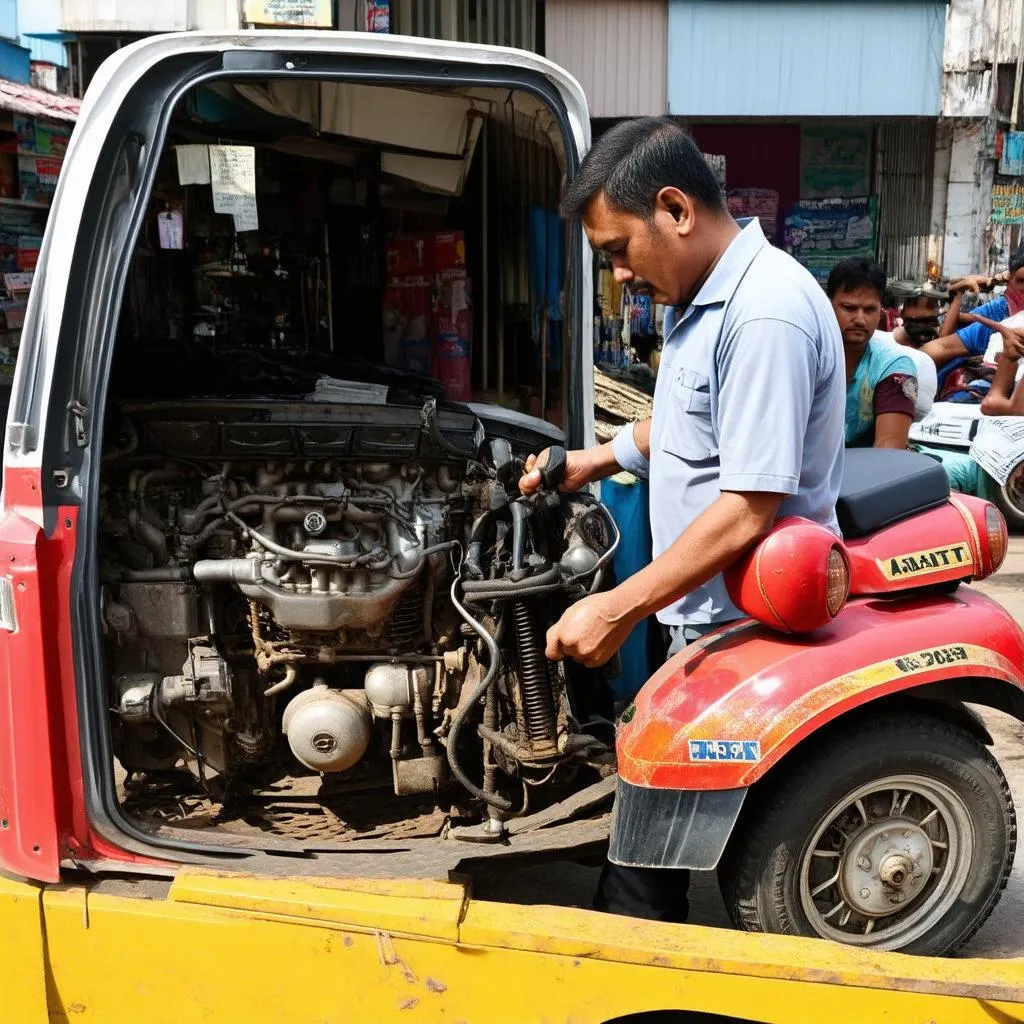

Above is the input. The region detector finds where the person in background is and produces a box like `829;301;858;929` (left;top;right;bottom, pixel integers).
874;289;938;422
827;258;918;449
922;252;1024;391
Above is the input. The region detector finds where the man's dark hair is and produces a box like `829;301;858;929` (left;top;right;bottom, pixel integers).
825;258;887;303
1010;247;1024;274
560;116;725;221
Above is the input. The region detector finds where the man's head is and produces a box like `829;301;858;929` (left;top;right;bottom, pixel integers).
826;258;887;349
1009;247;1024;292
560;117;728;306
900;293;940;347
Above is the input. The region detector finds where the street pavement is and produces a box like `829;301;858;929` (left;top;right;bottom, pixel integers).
470;540;1024;959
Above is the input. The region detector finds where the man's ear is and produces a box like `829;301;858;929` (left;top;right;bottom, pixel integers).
655;186;696;236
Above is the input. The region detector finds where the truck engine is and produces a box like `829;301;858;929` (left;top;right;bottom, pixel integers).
100;396;617;837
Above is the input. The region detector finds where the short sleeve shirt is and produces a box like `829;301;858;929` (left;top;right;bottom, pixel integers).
614;219;845;627
845;338;917;446
939;296;1012;390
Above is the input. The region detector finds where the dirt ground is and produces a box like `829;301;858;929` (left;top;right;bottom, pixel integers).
469;539;1024;959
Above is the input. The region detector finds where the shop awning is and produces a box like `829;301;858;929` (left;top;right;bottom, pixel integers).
0;79;80;124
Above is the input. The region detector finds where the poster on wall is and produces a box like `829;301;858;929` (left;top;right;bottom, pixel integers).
727;188;780;242
243;0;332;26
366;0;390;32
800;125;871;198
784;197;877;284
703;154;726;192
992;180;1024;225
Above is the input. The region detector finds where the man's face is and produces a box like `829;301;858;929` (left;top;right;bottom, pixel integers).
900;296;940;346
582;190;703;307
831;286;882;347
1009;266;1024;292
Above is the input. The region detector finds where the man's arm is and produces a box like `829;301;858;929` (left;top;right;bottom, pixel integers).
545;491;781;666
981;339;1024;416
923;297;1014;366
546;317;820;666
921;334;970;367
873;412;912;449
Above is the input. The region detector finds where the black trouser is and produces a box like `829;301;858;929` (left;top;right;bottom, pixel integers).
594;622;722;923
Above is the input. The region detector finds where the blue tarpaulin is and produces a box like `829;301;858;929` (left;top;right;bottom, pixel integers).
600;473;654;702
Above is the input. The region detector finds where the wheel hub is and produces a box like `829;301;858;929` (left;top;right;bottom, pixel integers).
840;819;934;917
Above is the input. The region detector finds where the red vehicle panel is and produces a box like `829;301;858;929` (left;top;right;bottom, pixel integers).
617;587;1024;792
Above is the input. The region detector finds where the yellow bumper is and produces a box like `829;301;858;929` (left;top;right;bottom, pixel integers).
2;871;1022;1023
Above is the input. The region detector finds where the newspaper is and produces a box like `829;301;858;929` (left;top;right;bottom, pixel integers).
970;416;1024;484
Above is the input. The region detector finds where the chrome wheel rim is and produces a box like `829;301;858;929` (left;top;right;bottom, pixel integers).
798;774;973;950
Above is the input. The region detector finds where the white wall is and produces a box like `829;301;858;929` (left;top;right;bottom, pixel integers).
942;121;996;277
59;0;191;32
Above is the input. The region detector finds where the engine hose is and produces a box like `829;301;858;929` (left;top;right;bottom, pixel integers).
447;577;515;813
460;565;561;601
512;601;557;749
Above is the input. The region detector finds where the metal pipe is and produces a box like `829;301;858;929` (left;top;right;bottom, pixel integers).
263;663;298;697
481;120;489;392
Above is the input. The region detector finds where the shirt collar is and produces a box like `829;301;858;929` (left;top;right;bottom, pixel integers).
688;217;767;309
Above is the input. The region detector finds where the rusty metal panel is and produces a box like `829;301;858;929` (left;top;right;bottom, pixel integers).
545;0;667;118
875;120;937;281
392;0;536;50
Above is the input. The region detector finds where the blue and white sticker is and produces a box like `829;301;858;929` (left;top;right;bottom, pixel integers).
688;739;761;763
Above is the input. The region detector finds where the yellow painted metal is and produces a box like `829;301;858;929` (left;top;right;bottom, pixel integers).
0;873;49;1019
0;870;1020;1023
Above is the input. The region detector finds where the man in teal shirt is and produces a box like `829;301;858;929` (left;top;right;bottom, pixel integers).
827;258;917;448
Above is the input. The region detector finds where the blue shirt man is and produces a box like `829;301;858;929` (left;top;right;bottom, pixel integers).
612;218;845;626
518;117;844;927
923;250;1024;391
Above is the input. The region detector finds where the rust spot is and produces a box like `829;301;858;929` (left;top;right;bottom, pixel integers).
425;978;447;994
344;935;354;947
399;998;420;1011
68;1004;87;1014
649;956;671;967
572;959;582;968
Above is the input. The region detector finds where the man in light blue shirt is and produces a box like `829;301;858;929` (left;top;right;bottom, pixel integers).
520;117;845;923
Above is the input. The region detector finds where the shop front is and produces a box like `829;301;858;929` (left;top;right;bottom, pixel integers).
0;80;80;425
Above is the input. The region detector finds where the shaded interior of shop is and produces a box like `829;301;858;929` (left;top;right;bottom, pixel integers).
591;116;937;287
112;76;570;428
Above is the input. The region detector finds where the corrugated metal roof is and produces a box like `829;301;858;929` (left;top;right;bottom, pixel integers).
545;0;667;118
669;1;945;118
0;78;79;122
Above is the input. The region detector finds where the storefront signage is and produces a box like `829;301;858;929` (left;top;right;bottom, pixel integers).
800;126;870;198
784;197;876;284
243;0;332;27
992;181;1024;225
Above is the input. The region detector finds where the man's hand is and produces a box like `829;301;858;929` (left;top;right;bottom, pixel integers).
545;590;634;668
519;447;598;495
998;325;1024;360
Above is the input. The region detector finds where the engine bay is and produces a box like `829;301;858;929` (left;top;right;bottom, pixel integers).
101;394;618;844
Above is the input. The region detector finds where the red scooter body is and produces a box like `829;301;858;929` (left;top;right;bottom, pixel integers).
612;452;1023;885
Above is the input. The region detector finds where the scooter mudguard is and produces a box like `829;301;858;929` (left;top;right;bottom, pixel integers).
610;587;1024;870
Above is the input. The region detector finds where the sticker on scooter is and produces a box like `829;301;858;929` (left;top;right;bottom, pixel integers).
878;542;971;581
688;739;761;762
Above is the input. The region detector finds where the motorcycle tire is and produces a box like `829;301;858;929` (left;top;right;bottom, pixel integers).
990;464;1024;533
717;710;1015;956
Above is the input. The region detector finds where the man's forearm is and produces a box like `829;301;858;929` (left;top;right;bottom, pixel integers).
939;290;963;337
610;491;782;627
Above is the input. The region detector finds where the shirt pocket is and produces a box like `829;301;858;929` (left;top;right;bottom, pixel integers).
661;367;718;461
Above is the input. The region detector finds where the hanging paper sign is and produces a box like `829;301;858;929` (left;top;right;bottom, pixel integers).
176;145;210;186
992;180;1024;225
209;145;259;232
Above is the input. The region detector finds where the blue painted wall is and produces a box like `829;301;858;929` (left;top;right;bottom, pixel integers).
0;37;30;83
668;1;945;117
